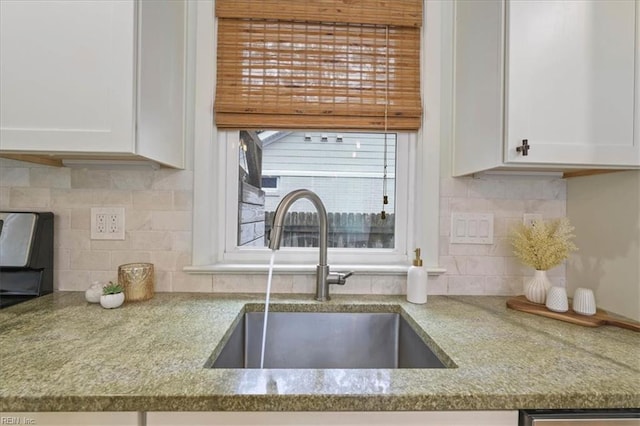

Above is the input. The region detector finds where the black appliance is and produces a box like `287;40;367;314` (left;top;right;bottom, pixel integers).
0;211;54;309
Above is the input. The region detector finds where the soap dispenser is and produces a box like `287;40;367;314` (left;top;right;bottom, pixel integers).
407;248;427;304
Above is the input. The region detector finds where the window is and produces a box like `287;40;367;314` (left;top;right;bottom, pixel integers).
260;176;278;190
219;129;413;266
237;130;399;250
188;1;443;274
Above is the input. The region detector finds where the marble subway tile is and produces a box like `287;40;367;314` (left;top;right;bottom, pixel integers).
541;178;567;200
132;191;173;210
332;275;372;294
292;275;315;294
440;256;466;275
448;275;485;295
92;190;133;206
449;197;490;212
0;167;29;187
50;189;94;208
54;208;72;231
448;243;492;256
488;199;527;218
148;251;190;272
90;239;132;251
0;187;10;207
69;250;112;271
173;190;193;211
467;177;506;199
371;275;406;295
213;274;263;293
504;179;544;200
489;238;515;257
57;229;91;250
151;211;191;231
440;176;470;197
111;251;152;270
55;248;71;271
125;210;153;231
10;187;50;208
154;270;172;292
427;274;448;295
128;231;173;251
172;272;213;293
152;170;193;191
30;167;71;188
70;169;112;189
70;208;91;230
465;256;504;276
485;276;522;295
111;170;154;190
56;269;92;291
171;231;192;252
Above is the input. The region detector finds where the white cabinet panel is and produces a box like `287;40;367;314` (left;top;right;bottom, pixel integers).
452;0;640;176
505;0;637;166
0;0;186;168
0;1;135;153
147;411;518;426
0;412;139;426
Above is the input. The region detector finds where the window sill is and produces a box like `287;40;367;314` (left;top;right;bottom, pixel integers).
184;263;446;276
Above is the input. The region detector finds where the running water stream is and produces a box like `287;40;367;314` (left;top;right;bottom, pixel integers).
260;250;277;368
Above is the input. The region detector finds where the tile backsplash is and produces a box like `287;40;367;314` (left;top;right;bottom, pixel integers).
0;159;566;296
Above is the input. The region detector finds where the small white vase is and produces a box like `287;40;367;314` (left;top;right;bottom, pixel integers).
85;282;104;303
100;292;125;309
524;270;551;304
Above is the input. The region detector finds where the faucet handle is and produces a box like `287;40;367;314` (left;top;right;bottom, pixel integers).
329;271;354;286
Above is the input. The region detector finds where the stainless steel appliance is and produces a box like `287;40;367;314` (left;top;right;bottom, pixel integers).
0;211;54;309
520;409;640;425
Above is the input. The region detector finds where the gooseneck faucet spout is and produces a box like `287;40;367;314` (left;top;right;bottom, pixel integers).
268;189;352;301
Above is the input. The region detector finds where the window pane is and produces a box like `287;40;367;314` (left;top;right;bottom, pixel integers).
237;131;396;249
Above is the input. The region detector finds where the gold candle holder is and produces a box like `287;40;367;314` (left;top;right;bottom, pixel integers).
118;262;154;302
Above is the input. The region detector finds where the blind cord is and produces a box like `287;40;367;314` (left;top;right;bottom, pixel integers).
382;25;389;220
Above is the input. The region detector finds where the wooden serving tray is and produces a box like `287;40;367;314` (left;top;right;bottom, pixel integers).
506;295;640;332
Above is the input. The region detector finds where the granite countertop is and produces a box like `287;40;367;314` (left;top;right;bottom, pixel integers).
0;292;638;412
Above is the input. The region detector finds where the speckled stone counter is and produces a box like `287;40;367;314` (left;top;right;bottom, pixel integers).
0;292;638;411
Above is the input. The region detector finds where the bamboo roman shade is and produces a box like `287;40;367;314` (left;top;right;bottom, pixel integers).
215;0;422;131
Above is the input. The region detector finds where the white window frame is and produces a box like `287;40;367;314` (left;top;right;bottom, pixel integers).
186;0;443;276
221;131;412;267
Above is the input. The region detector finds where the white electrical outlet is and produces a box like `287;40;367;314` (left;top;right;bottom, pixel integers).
523;213;543;227
450;212;494;244
91;207;125;240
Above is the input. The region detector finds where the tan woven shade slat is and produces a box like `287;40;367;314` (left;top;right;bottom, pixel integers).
215;0;422;131
216;0;422;27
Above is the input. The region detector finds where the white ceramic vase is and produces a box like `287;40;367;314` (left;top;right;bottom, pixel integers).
85;282;104;303
100;292;125;309
524;270;551;304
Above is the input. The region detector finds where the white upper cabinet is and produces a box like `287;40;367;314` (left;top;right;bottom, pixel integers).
452;0;640;176
0;0;185;168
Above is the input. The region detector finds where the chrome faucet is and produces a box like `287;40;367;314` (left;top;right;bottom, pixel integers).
268;189;352;301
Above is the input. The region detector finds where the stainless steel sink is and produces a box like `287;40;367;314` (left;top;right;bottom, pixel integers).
207;312;451;369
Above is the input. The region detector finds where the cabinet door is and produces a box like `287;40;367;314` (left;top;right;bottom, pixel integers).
147;411;518;426
505;0;639;167
0;1;135;153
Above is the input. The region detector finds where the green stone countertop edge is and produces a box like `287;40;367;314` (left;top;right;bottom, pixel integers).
0;292;639;412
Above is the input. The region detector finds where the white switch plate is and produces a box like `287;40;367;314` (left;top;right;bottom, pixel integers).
91;207;125;240
450;212;494;244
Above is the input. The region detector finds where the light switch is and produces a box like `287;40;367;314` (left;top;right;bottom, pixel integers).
450;212;494;244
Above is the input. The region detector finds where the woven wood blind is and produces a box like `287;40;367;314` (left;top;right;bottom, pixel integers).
215;0;422;131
